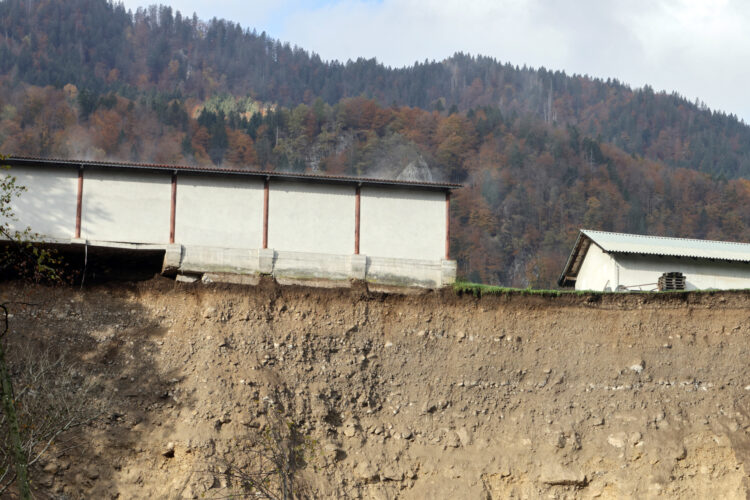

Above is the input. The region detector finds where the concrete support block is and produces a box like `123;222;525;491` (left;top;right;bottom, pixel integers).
441;259;457;286
349;254;367;280
162;244;183;275
258;248;275;274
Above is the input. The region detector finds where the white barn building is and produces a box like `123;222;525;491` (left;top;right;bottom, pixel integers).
3;156;459;287
558;229;750;291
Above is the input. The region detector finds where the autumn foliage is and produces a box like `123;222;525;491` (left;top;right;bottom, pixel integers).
1;0;750;287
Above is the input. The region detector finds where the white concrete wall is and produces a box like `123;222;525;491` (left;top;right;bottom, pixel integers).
175;175;264;248
268;181;355;254
81;169;171;244
576;247;750;291
360;187;446;260
614;254;750;291
6;165;78;239
575;244;617;291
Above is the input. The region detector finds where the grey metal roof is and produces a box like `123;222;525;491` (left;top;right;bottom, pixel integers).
4;156;461;191
582;229;750;261
558;229;750;287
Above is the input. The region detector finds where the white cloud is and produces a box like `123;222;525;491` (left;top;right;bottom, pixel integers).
620;0;750;117
282;0;567;66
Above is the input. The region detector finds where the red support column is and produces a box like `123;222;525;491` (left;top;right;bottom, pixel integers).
169;172;177;243
75;168;83;238
354;185;361;254
262;178;269;249
445;191;451;260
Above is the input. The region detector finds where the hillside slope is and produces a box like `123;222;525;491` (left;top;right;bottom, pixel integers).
3;278;750;498
3;0;750;178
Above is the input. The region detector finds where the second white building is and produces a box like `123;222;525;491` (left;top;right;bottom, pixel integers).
558;229;750;291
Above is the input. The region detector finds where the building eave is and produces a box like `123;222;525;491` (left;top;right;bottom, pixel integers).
558;231;592;287
3;155;463;192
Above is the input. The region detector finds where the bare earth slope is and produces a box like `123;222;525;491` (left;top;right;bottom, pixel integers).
3;278;750;499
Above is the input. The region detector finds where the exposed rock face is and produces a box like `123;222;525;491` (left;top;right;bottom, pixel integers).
396;156;434;183
4;278;750;499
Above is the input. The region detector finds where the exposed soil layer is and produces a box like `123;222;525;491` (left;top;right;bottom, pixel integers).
3;277;750;499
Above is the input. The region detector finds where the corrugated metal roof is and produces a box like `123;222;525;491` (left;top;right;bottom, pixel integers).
3;155;461;190
558;229;750;287
582;229;750;261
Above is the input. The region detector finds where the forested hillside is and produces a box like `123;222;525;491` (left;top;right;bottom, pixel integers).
2;0;750;286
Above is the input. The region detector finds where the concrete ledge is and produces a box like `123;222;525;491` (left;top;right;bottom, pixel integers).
273;250;351;281
76;239;168;251
275;277;353;288
366;256;444;288
202;272;261;286
169;245;455;288
180;246;258;274
4;235;169;252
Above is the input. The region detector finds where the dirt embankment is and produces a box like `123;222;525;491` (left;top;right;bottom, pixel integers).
3;278;750;499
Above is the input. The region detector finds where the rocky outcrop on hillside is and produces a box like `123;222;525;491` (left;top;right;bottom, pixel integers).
3;278;750;498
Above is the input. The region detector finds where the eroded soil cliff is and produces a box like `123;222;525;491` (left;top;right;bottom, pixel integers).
3;278;750;499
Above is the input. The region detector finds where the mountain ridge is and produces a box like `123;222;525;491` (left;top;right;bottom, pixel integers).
2;0;749;177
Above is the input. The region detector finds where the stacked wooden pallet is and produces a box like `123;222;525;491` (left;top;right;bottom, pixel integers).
658;272;685;291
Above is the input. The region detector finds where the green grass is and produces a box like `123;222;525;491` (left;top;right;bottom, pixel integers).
453;280;750;298
452;281;568;297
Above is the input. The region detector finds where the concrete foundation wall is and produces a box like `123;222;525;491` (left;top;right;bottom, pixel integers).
179;245;259;275
169;244;453;288
7;166;78;239
82;169;171;244
268;181;355;254
175;175;264;248
366;256;444;288
360;187;446;260
273;250;353;281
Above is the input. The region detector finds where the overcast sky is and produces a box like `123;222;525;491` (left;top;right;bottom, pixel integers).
119;0;750;122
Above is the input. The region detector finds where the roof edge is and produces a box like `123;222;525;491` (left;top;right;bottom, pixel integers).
561;229;750;285
3;155;462;190
557;230;589;287
581;228;750;248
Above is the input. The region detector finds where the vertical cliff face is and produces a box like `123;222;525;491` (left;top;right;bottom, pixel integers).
3;278;750;498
